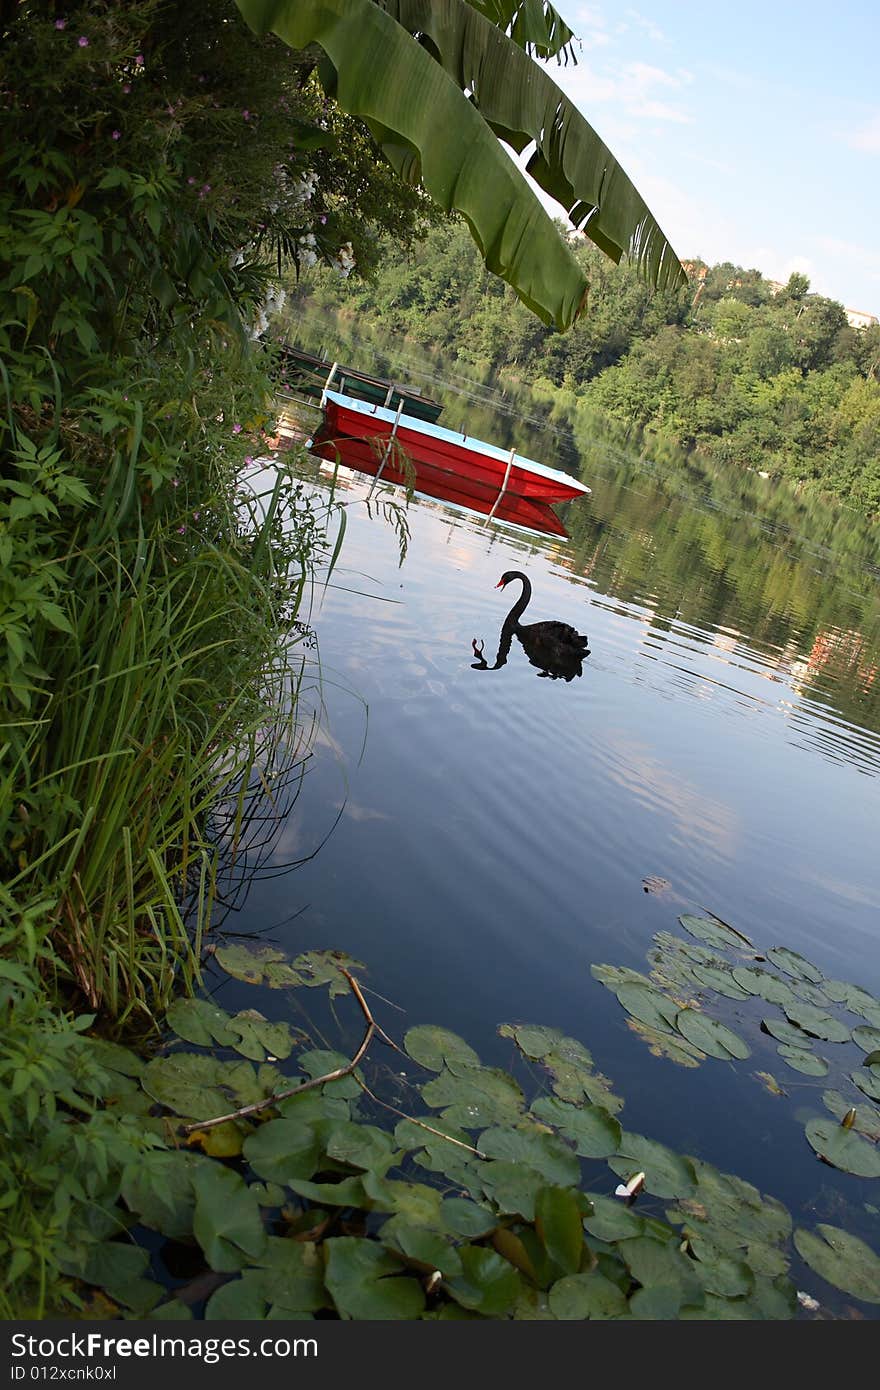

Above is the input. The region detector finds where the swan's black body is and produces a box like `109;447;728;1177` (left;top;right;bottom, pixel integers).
472;571;589;680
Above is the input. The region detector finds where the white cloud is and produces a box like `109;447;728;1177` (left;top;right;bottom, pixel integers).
551;56;693;125
848;113;880;152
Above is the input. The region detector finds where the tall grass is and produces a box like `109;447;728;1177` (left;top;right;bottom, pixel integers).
2;464;333;1025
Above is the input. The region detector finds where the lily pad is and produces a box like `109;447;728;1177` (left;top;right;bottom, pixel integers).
675;1010;750;1061
615;983;680;1034
679;914;751;951
165;998;236;1048
212;943;303;988
766;947;824;983
760;1017;809;1046
851;1067;880;1102
853;1025;880;1054
227;1010;297;1062
822;1090;880;1142
689;964;752;1000
777;1045;828;1077
821;981;880;1026
242;1117;323;1184
794;1225;880;1304
421;1064;524;1127
477;1125;581;1188
782;1003;851;1044
324;1237;425;1319
609;1133;697;1200
192;1165;267;1272
290;949;366;996
549;1271;628;1319
404;1025;480;1072
531;1096;622;1157
591;963;655;990
625;1019;706;1067
804;1117;880;1177
498;1023;566;1059
444;1246;521;1317
731;966;799;1007
541;1039;624;1114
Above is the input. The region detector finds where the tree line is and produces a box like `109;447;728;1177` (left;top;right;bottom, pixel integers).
289;221;880;516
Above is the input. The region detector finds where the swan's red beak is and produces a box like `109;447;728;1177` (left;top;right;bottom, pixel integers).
495;578;507;589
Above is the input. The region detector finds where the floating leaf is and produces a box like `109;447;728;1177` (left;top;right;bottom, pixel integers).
731;966;799;1007
853;1025;880;1053
782;1003;850;1044
851;1067;880;1102
760;1017;809;1046
142;1053;243;1120
615;983;680;1034
618;1234;702;1309
777;1046;828;1077
444;1246;521;1316
804;1117;880;1177
291;949;366;995
822;1091;880;1142
609;1133;697;1200
421;1064;524;1127
75;1243;163;1315
498;1022;566;1059
821;981;880;1026
678;914;751;951
794;1225;880;1305
689;964;752;1000
545;1041;623;1113
675;1009;750;1061
686;1235;755;1299
440;1198;497;1238
766;948;823;983
549;1271;628;1319
625;1019;706;1067
534;1185;584;1275
591;963;655;990
212;943;303;987
121;1151;206;1239
192;1165;267;1272
381;1218;463;1278
298;1049;361;1098
165;998;236;1048
583;1194;674;1245
324;1121;400;1174
242;1117;323;1184
792;979;831;1009
287;1175;368;1207
324;1237;425;1319
226;1010;298;1062
478;1161;548;1221
478;1125;580;1188
404;1025;480;1072
754;1071;787;1096
531;1095;621;1157
361;1173;445;1224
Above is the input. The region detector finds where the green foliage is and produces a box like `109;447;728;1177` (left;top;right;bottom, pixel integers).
286;221;880;516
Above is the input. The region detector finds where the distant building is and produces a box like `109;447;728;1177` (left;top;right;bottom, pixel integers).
845;308;879;330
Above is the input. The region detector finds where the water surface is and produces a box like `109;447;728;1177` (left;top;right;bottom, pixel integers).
216;365;880;1305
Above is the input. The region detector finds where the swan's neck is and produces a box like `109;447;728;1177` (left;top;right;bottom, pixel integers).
506;575;531;626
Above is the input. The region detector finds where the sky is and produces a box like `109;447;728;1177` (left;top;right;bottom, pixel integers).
532;1;880;313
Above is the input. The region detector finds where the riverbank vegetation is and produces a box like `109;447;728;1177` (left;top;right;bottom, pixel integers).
288;220;880;515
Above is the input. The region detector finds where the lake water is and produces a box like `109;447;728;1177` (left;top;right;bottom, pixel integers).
213;354;880;1311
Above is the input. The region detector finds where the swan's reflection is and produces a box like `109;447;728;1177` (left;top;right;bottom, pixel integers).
471;571;590;681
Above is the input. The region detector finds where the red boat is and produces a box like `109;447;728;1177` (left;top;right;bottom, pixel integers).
309;389;590;538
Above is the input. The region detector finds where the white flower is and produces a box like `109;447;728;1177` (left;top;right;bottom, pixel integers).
332;240;356;278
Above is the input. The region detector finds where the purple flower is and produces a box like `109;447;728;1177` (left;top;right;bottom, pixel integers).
244;455;254;466
122;82;131;93
111;129;121;140
192;511;200;520
134;53;144;65
242;109;250;121
170;478;179;488
231;423;242;434
187;176;196;185
177;525;186;534
78;35;89;47
320;214;327;225
55;19;67;30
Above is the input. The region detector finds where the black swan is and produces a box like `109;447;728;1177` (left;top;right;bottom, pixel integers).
472;571;589;681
